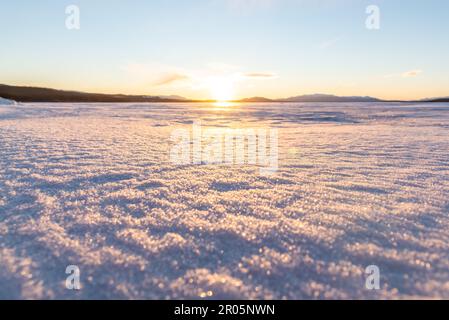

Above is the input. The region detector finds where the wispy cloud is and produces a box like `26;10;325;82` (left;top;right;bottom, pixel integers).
153;73;189;86
319;36;342;49
123;62;276;87
402;70;422;78
120;61;278;99
244;72;276;78
122;63;191;88
384;69;423;78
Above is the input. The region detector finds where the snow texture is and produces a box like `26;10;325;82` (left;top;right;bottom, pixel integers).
0;97;17;106
0;102;448;299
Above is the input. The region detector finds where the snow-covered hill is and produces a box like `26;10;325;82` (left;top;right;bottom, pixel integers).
0;97;17;105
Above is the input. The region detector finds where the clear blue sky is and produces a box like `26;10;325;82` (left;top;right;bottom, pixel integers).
1;0;448;100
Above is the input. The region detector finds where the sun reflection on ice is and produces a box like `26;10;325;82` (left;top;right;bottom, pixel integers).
212;101;238;109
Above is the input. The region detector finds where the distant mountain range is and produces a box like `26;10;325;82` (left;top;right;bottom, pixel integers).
144;95;188;101
419;97;449;103
0;84;195;103
1;84;448;103
239;94;449;103
430;98;449;102
239;97;276;103
242;94;382;103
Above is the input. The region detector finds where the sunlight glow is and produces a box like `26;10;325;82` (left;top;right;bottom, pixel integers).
212;101;237;108
207;76;236;102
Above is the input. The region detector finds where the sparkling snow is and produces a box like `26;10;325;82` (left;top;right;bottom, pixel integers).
0;102;448;299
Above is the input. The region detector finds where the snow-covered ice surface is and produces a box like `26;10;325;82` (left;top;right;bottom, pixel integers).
1;102;449;300
0;97;17;106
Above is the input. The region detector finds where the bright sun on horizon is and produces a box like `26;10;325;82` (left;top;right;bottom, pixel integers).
207;76;236;102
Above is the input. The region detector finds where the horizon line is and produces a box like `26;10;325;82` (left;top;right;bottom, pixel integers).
1;83;448;103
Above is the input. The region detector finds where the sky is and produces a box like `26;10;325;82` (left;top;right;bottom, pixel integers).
1;0;449;100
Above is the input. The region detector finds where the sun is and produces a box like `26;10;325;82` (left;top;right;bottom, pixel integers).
207;76;236;102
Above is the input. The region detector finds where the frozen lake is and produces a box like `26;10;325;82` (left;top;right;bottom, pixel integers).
1;102;448;299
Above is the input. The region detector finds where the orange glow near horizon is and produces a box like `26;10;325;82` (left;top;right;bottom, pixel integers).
207;76;236;103
4;79;449;102
212;101;237;108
